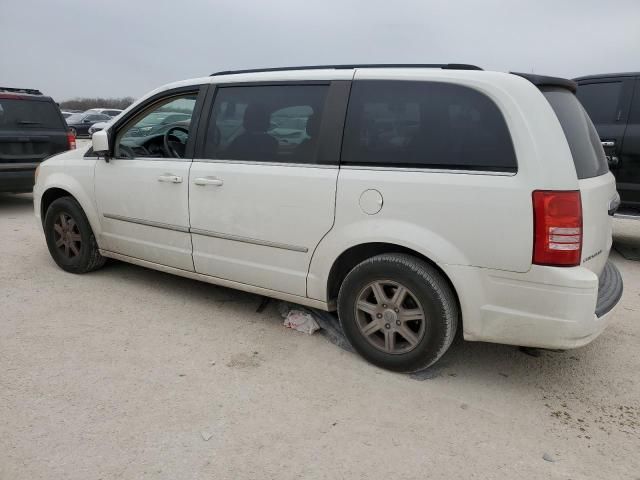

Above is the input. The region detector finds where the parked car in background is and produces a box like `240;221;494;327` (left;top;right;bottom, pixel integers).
574;72;640;211
61;111;74;118
88;121;111;136
85;108;123;117
0;87;74;193
65;112;112;137
34;65;623;372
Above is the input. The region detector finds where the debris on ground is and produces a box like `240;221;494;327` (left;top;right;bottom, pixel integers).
542;452;556;462
283;309;320;335
201;431;213;441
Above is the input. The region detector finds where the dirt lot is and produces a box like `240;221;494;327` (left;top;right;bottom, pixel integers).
1;190;639;480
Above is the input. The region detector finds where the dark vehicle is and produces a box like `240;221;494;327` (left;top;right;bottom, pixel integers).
0;87;74;193
574;73;640;210
65;112;112;137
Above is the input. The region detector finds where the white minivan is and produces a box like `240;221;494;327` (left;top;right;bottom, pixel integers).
33;64;623;372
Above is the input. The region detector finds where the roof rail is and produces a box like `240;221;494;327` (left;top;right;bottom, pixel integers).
0;87;43;95
211;63;483;76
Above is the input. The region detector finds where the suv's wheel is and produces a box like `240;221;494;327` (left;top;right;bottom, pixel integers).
44;196;106;273
337;253;458;373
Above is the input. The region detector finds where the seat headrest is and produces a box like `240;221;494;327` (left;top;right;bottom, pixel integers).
243;104;270;133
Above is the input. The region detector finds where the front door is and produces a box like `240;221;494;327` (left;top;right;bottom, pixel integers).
189;82;348;296
95;88;204;271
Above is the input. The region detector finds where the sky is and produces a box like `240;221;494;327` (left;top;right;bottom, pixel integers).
1;0;639;102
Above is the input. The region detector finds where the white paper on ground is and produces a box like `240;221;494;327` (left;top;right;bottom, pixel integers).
283;309;321;335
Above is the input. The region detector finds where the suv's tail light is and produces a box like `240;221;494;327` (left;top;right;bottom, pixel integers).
532;190;582;267
67;131;76;150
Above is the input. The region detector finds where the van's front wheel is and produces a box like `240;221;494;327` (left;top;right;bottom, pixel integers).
337;254;458;373
44;196;105;274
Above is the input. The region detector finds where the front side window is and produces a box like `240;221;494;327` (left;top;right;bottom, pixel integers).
205;85;328;163
116;94;197;159
341;80;517;172
576;81;622;124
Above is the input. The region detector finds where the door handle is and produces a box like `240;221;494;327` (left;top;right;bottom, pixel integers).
194;177;224;187
157;174;183;183
601;140;615;148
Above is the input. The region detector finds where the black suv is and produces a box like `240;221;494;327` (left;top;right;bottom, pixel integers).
0;87;73;193
574;73;640;211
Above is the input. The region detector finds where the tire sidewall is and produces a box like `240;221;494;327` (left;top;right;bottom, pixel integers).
44;197;95;273
338;257;452;372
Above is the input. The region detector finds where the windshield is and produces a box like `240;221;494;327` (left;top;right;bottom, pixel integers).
542;87;609;180
65;113;85;123
0;98;65;130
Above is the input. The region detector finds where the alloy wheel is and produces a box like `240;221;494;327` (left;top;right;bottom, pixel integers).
354;280;426;354
53;212;82;259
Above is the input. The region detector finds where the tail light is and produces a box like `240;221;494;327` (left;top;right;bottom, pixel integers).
67;131;76;150
532;190;582;267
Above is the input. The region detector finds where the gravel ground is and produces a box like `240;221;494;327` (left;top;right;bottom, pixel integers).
1;191;639;480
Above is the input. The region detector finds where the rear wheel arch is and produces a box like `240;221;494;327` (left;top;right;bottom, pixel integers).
326;242;461;317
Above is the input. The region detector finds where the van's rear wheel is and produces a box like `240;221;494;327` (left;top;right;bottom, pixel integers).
337;253;458;373
44;196;105;274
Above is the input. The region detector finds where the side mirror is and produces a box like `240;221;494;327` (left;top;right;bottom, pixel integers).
92;129;111;160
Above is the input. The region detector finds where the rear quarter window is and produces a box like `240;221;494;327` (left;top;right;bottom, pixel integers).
341;80;517;172
0;98;65;130
543;87;609;179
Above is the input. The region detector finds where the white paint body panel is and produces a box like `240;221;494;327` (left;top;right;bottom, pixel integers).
32;67;620;351
189;161;338;296
94;158;193;271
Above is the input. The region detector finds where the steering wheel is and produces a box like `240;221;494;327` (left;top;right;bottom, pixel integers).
163;126;189;158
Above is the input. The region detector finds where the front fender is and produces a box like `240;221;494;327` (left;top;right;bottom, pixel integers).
35;157;101;241
306;218;471;302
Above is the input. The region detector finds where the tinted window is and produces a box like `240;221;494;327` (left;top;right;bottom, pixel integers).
575;82;622;124
543;87;608;179
629;81;640;123
205;85;328;163
0;98;64;130
341;81;517;171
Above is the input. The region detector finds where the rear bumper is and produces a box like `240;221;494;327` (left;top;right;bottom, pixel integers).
0;167;36;193
447;259;623;349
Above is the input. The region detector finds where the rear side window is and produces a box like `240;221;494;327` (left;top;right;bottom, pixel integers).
543;87;608;179
0;98;64;130
575;82;622;124
205;85;329;164
341;81;517;172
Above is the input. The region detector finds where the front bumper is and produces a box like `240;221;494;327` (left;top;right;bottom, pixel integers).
446;259;623;349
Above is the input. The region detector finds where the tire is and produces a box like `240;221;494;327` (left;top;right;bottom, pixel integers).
44;196;106;274
337;253;458;373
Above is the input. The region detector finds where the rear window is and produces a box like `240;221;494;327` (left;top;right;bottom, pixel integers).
341;80;517;172
0;98;65;130
542;87;609;179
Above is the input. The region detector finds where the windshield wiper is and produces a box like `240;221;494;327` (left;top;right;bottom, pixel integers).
17;120;42;125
